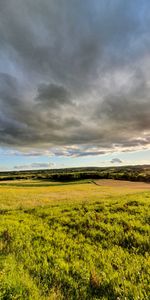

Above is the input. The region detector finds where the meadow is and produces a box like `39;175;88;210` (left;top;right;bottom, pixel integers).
0;179;150;299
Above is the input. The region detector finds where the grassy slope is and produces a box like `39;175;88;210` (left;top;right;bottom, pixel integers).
0;180;150;299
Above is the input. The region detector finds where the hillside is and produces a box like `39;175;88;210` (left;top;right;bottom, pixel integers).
0;165;150;183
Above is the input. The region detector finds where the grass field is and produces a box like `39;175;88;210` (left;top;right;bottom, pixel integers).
0;180;150;299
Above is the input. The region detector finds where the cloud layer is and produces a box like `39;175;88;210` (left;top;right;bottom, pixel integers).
0;0;150;156
14;162;55;170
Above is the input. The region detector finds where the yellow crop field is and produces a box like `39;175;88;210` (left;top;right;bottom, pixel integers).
0;179;150;210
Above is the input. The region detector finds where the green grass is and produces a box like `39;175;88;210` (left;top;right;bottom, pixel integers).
0;180;150;299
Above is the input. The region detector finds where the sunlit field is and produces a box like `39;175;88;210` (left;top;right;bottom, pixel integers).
1;179;150;210
0;180;150;299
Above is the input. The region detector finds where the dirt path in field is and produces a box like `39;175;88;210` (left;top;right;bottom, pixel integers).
91;179;150;190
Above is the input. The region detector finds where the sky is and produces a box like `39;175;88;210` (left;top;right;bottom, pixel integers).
0;0;150;170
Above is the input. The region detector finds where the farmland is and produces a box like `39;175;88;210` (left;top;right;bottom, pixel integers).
0;178;150;299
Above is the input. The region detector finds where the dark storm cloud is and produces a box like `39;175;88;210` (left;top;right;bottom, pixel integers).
0;0;146;90
111;158;122;164
36;83;71;108
0;0;150;156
